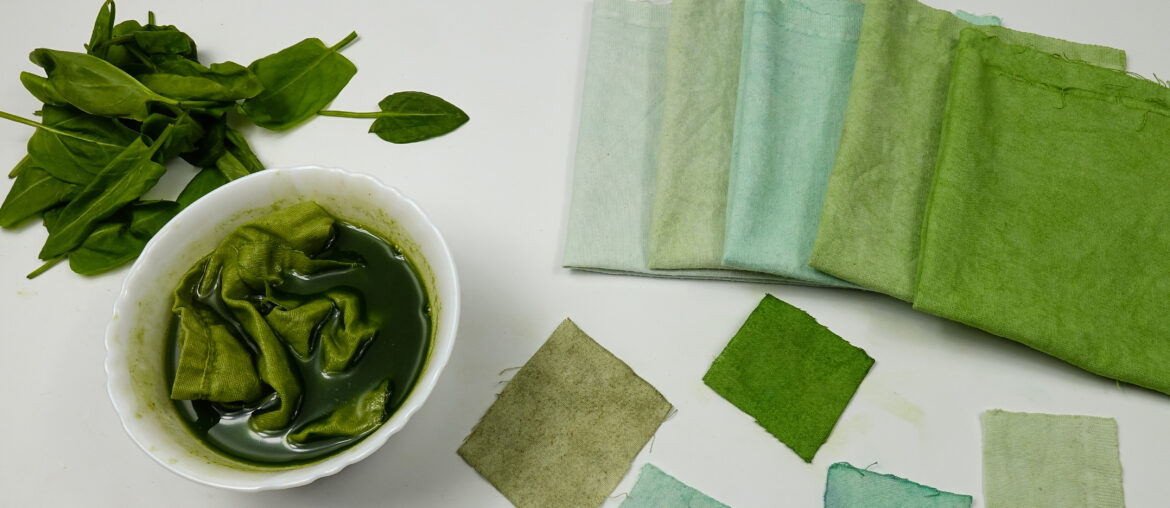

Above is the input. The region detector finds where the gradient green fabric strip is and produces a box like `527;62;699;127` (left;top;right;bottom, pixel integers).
824;462;972;508
458;319;672;508
915;30;1170;395
703;294;873;462
621;464;729;508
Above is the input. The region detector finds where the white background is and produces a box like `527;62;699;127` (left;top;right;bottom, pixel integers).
1;1;1168;506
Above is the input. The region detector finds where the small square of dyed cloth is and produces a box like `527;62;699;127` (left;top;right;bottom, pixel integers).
458;319;673;508
824;462;972;508
621;464;729;508
703;294;873;462
982;410;1124;508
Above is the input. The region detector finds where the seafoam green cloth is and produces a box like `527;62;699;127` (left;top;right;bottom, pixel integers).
458;319;672;508
915;30;1170;395
810;0;1126;301
562;0;792;284
722;0;862;287
621;464;729;508
824;462;972;508
703;294;873;462
982;410;1124;508
648;0;745;270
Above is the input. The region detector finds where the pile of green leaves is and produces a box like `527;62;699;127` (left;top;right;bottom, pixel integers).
0;1;469;278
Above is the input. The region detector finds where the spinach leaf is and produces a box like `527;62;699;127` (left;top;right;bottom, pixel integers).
23;105;139;185
19;72;67;106
85;0;116;60
30;48;176;120
320;91;469;143
132;29;196;58
0;165;80;228
141;111;203;161
177;168;228;208
67;200;179;276
39;129;170;259
179;113;226;167
240;32;358;130
224;127;263;173
139;59;262;101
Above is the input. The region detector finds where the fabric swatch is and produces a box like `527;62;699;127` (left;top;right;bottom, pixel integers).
561;0;791;283
982;410;1124;508
648;0;745;270
810;0;1126;301
824;462;972;508
721;0;862;287
621;463;729;508
703;294;873;462
458;318;673;508
914;30;1170;395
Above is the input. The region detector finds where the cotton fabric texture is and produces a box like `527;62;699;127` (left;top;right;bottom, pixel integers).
914;30;1170;395
721;0;862;287
824;462;972;508
982;410;1124;508
457;318;672;508
703;294;873;462
562;0;787;283
621;464;729;508
810;0;1126;301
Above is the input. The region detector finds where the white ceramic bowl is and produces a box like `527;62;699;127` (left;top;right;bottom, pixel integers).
104;166;459;491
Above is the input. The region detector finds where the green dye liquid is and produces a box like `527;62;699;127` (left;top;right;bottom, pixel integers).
165;222;431;466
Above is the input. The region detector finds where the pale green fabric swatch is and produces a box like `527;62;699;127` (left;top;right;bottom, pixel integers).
983;410;1124;508
621;463;729;508
824;462;972;508
810;0;1126;301
648;0;745;270
562;0;795;284
722;0;863;287
458;318;673;508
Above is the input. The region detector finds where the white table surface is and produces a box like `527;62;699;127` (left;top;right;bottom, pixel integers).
2;1;1168;506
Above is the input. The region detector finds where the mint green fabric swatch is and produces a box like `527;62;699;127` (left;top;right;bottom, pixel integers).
458;319;673;508
648;0;745;270
703;294;873;462
982;410;1124;508
562;0;795;284
810;0;1126;301
621;463;729;508
824;462;972;508
722;0;863;287
915;30;1170;395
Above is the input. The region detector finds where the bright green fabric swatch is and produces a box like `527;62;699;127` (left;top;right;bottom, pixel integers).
915;30;1170;395
721;0;862;287
621;463;729;508
824;462;972;508
703;294;873;462
458;319;673;508
562;0;788;283
982;410;1124;508
648;0;745;270
810;0;1126;301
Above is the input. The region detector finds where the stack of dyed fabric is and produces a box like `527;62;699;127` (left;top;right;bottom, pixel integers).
564;0;1170;396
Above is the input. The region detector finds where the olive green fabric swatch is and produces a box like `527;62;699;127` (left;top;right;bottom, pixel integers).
824;462;972;508
648;0;745;270
915;31;1170;395
621;463;729;508
721;0;863;287
982;410;1124;508
458;318;673;508
810;0;1126;301
703;294;873;462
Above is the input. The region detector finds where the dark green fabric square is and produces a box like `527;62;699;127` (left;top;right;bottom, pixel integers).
703;294;874;462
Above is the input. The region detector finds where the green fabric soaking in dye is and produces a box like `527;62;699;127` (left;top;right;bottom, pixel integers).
166;201;431;465
824;462;972;508
915;30;1170;395
621;464;729;508
810;0;1125;301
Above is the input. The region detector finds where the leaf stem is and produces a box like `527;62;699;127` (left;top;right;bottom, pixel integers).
27;256;64;279
317;110;381;119
330;31;359;52
0;110;46;130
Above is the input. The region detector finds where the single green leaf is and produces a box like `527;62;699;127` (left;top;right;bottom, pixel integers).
214;151;251;180
39;131;169;259
30;48;175;120
132;29;196;58
368;91;470;143
85;0;116;60
0;166;80;228
19;72;68;106
66;199;177;276
25;105;139;185
141;111;203;161
177;168;228;209
139;59;263;101
241;32;358;130
224;126;263;173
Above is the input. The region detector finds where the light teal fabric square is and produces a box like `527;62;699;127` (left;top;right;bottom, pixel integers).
621;464;729;508
824;462;972;508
